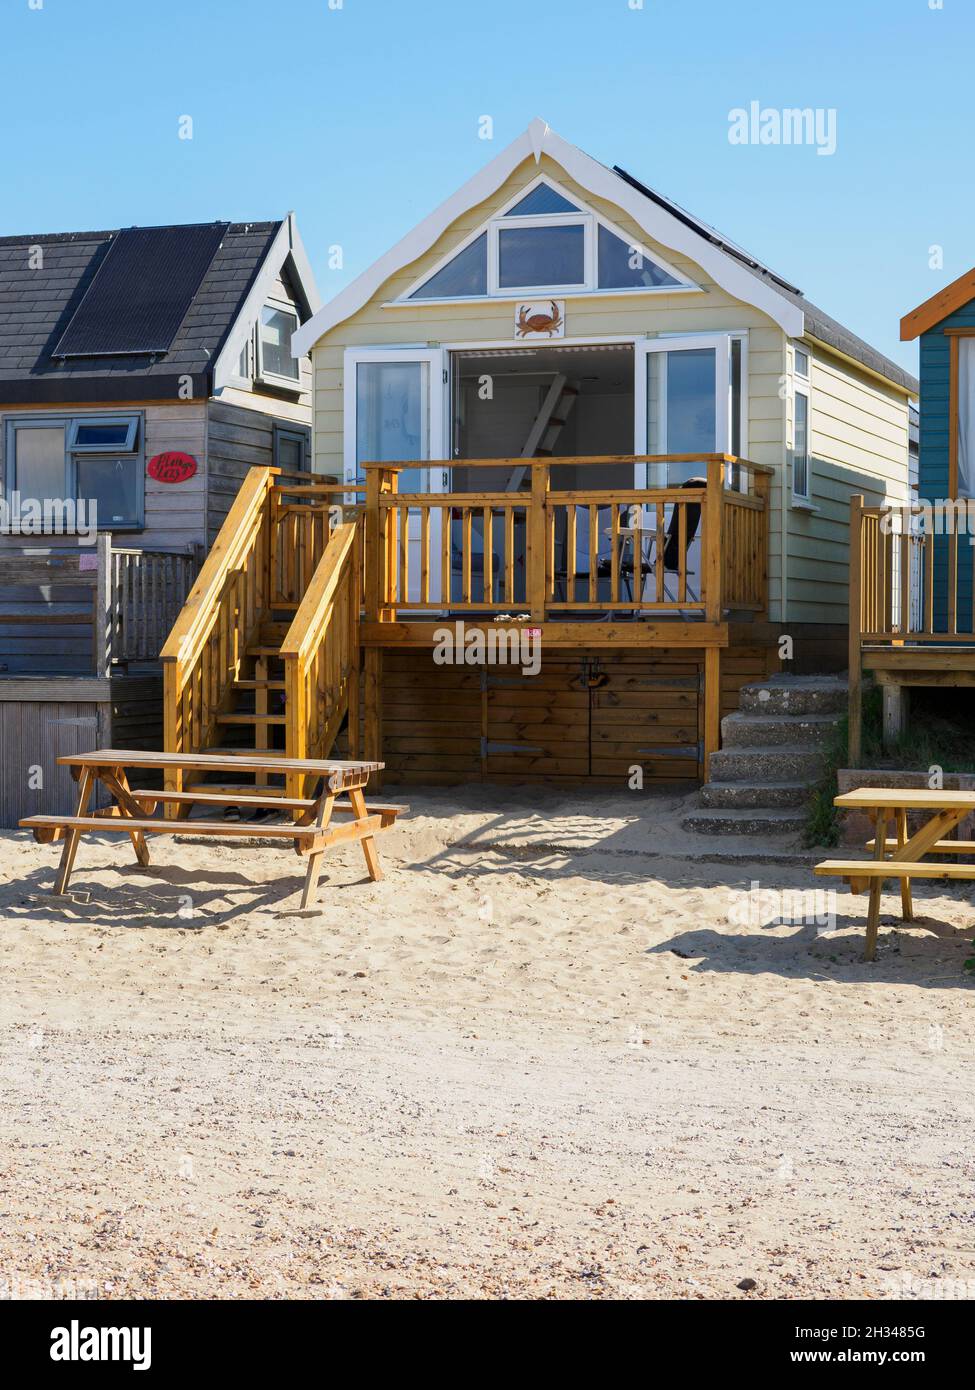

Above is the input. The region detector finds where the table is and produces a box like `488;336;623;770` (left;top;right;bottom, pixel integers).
20;750;402;910
815;788;975;960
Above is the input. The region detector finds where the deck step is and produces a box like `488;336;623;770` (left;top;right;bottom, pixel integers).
682;807;808;836
721;711;842;748
216;713;287;726
699;780;810;810
246;646;285;658
259;622;291;642
233;679;286;692
707;744;825;784
739;675;848;716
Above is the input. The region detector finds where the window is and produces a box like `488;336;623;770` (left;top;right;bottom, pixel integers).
597;224;681;290
410;232;487;299
794;347;810;378
273;423;310;473
257;303;300;384
793;386;811;501
403;176;694;301
3;413;144;530
497;221;586;289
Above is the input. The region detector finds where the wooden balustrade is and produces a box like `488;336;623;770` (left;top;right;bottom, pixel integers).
851;498;973;644
362;455;770;624
280;521;361;800
107;543;202;663
161;466;276;789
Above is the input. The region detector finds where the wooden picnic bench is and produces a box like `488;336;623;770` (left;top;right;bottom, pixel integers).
19;750;406;910
815;788;975;961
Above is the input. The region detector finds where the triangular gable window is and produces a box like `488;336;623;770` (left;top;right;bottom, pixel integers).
597;224;681;289
401;177;697;302
504;184;580;216
409;232;487;299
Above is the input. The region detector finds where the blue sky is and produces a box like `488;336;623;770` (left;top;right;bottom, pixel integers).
2;0;971;372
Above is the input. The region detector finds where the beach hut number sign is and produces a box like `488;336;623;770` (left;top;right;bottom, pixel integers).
148;451;198;484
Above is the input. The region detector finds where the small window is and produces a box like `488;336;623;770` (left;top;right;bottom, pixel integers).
794;347;810;378
497;222;586;289
238;336;251;379
273;423;310;474
5;413;144;531
504;185;580;217
597;224;682;290
410;232;488;299
793;388;811;501
258;303;300;383
68;416;138;451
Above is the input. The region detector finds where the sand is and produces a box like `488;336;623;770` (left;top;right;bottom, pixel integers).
2;783;975;1301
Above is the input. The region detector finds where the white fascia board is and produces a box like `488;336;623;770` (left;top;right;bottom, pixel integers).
214;213;321;393
293;118;804;356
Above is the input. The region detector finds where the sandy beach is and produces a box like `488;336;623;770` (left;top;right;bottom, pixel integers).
2;784;975;1301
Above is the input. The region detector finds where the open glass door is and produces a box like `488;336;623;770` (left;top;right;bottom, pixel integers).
344;347;447;604
633;335;734;606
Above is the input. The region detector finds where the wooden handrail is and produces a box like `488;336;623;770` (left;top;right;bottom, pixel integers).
161;466;273;668
282;520;362;799
360;453;774;473
162;466;276;795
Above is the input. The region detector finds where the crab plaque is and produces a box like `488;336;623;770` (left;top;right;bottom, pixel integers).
514;299;565;339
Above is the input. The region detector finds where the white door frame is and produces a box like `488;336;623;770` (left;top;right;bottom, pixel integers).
343;346;448;604
635;334;734;487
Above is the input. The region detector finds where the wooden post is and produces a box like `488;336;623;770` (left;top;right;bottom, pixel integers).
364;646;383;789
528;461;549;621
753;468;771;620
848;494;863;768
94;532;113;678
703;646;721;781
703;459;724;625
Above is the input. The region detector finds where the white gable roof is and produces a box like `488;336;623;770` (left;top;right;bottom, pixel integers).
293;119;804;357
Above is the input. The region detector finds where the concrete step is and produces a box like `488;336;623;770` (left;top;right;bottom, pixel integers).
682;806;807;837
708;744;826;784
721;710;843;748
699;780;811;810
739;675;848;716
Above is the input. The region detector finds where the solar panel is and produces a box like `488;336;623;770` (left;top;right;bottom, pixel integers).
53;222;229;358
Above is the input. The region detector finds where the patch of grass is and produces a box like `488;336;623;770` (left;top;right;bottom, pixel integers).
802;688;882;848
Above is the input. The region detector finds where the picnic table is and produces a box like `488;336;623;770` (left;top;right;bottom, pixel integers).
19;750;405;910
815;788;975;960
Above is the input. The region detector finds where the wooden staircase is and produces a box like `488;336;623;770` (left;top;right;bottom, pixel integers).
161;468;363;809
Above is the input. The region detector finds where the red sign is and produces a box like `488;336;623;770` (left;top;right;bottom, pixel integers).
148;451;197;484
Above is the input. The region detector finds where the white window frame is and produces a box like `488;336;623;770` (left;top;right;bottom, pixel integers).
67;414;139;452
3;411;145;532
792;380;812;503
396;175;699;305
256;300;301;389
635;332;745;487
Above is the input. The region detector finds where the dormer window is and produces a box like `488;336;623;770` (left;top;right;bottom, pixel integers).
403;176;692;303
257;302;300;386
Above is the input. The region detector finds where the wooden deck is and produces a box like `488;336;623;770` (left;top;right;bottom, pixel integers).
160;455;772;788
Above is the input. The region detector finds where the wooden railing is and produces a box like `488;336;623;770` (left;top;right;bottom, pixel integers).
850;496;975;645
364;455;770;624
107;543;203;664
161;466;276;780
281;521;361;799
270;479;364;607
